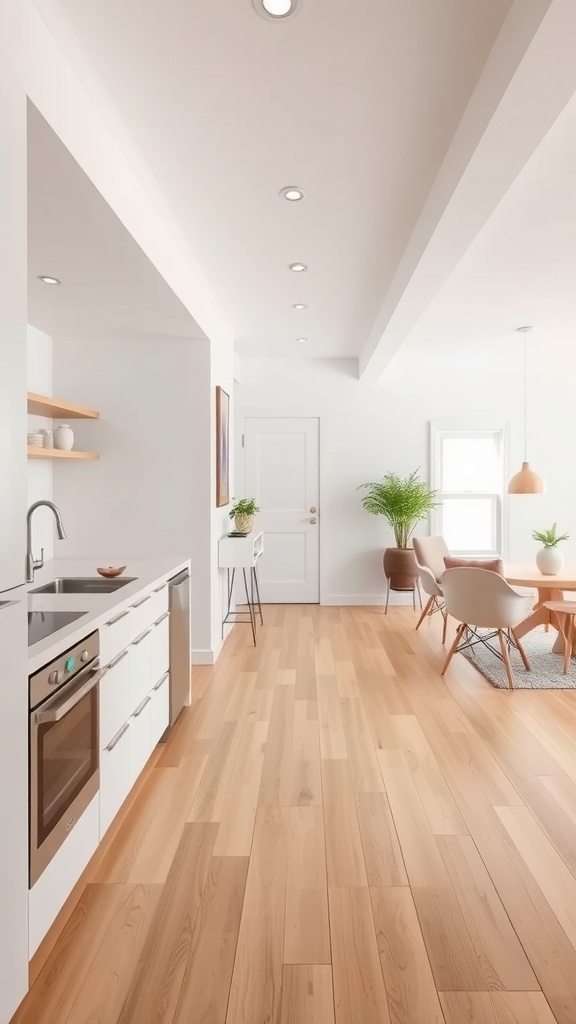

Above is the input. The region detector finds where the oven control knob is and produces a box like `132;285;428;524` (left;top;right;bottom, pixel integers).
65;657;76;673
49;670;63;686
80;650;90;663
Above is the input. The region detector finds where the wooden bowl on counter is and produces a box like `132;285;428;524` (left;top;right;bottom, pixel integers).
96;565;127;578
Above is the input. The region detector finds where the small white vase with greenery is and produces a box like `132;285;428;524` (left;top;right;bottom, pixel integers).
532;523;569;576
229;497;260;534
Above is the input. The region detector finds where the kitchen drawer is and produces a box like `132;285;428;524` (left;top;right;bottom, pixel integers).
99;605;135;666
129;694;153;783
100;720;132;837
150;671;169;748
150;612;169;688
129;582;169;638
130;627;153;710
100;646;132;750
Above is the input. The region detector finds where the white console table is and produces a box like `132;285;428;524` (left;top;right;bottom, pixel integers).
218;531;264;644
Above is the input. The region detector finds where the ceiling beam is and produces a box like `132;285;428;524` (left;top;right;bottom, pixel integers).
359;0;576;380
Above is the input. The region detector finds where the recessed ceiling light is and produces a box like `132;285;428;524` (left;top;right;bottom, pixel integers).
37;275;61;285
280;186;304;201
254;0;301;19
289;263;308;273
293;303;308;310
297;337;307;344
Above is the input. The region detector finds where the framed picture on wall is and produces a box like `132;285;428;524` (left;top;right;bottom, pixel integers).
216;386;230;507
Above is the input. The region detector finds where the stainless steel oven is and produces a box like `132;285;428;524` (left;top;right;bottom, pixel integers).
29;631;101;887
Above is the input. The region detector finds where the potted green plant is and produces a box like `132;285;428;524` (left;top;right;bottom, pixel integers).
532;523;569;576
359;470;439;590
229;497;260;534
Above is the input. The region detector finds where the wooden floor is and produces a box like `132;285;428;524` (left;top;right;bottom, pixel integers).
13;605;576;1024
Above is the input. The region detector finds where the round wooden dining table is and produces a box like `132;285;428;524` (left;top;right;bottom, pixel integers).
505;563;576;653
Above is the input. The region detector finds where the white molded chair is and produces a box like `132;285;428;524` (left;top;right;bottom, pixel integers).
415;563;447;643
441;567;531;690
413;536;449;583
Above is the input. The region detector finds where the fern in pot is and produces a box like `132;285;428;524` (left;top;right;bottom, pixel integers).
532;523;569;576
229;497;260;534
359;470;439;590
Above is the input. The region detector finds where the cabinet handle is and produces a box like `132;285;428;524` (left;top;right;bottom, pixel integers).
105;609;130;627
154;612;170;626
133;695;152;717
107;648;129;671
154;583;168;593
154;671;169;691
106;722;130;751
132;594;151;609
132;628;151;646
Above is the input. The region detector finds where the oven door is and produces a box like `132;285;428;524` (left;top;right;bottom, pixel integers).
30;662;101;887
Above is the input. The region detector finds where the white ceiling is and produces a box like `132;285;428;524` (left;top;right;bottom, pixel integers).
399;83;576;367
27;102;205;341
38;0;514;358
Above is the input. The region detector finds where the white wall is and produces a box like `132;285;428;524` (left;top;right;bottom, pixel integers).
235;353;574;605
0;0;32;1019
52;333;232;662
27;325;55;558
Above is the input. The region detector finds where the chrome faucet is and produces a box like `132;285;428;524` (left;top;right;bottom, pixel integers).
26;501;66;583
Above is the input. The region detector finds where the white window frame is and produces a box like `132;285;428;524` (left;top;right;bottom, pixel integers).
430;420;508;558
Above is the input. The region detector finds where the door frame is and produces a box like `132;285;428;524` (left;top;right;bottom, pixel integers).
240;414;321;604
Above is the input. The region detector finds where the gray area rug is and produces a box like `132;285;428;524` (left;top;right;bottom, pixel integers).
461;627;576;689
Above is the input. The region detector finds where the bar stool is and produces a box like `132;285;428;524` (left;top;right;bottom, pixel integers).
544;600;576;674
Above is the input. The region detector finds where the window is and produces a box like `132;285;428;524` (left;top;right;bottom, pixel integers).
431;424;506;556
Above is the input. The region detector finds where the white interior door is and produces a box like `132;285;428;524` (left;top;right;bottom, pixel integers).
244;417;319;603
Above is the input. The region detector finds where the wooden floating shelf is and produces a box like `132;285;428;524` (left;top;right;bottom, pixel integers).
27;447;100;461
27;391;100;420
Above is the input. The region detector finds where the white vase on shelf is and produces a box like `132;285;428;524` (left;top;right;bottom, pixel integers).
535;546;564;575
54;423;74;451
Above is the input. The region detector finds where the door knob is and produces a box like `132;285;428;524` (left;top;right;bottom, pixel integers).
310;506;317;513
310;517;317;525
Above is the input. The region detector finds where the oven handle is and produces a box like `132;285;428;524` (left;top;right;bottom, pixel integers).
35;664;102;724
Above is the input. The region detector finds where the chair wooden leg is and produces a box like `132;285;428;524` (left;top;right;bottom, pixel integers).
563;615;575;675
441;623;465;675
442;609;448;645
415;596;433;631
416;577;423;610
385;579;390;615
498;630;515;689
510;628;531;671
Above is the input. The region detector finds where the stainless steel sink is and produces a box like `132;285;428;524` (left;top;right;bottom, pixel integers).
30;576;137;595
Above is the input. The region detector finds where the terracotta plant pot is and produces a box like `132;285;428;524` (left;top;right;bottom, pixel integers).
234;513;253;534
383;547;418;591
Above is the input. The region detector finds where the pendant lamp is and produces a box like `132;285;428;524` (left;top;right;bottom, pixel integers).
507;326;545;494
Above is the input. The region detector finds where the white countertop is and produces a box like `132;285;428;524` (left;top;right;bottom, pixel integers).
27;557;189;673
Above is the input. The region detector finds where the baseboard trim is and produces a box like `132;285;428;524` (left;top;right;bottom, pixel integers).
322;593;417;607
192;649;216;665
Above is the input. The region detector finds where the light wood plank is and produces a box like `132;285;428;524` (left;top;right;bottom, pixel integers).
214;720;269;855
392;714;468;835
317;674;348;759
371;887;445;1024
341;696;386;792
189;720;243;822
280;966;335;1024
436;834;538;991
412;886;489;992
227;807;290;1024
440;991;557;1024
117;823;218;1024
289;699;322;806
330;887;391;1024
496;804;576;950
356;791;408;886
322;760;367;886
284;806;330;964
258;684;296;806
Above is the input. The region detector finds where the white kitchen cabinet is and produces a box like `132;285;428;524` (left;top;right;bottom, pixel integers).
100;720;132;837
150;671;170;747
99;605;135;666
129;694;153;783
99;647;132;749
150;612;169;689
130;627;153;709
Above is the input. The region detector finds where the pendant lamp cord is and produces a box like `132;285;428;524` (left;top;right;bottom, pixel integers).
523;333;527;463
